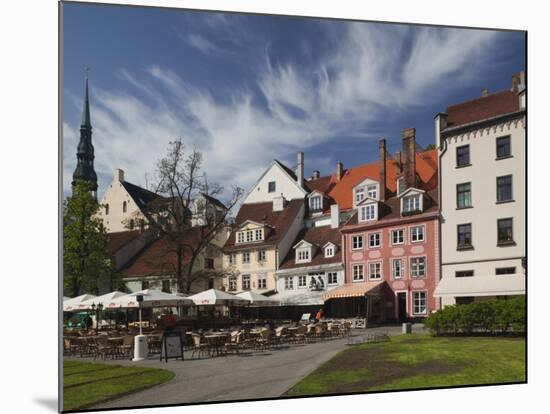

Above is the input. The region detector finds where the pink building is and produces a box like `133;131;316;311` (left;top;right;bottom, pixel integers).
323;128;440;322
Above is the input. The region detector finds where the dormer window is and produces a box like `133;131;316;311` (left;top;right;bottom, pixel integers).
367;184;377;199
255;228;264;241
325;245;334;258
237;232;245;243
246;230;254;242
236;225;265;244
403;195;421;213
355;188;365;203
310;195;322;211
359;204;377;222
296;247;311;263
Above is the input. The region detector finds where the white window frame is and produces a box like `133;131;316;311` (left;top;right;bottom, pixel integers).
257;249;266;262
412;291;428;315
402;194;421;214
228;253;236;265
355;188;365;203
242;251;251;264
410;256;427;278
284;276;294;290
296;247;311;263
410;225;425;243
367;184;378;200
228;276;237;291
392;258;403;279
242;274;251;290
257;274;267;289
359;204;377;222
255;228;264;241
298;275;307;288
327;272;338;285
246;230;254;242
310;195;322;211
391;228;405;245
368;232;381;248
352;235;364;250
325;245;335;258
237;232;245;243
352;264;364;282
368;261;382;281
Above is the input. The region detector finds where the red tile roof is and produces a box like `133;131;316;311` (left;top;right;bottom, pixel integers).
446;90;520;128
224;199;304;251
279;225;342;270
106;230;142;255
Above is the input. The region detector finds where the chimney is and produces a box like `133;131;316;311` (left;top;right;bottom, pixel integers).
296;152;304;188
272;194;286;212
378;139;387;201
402;128;417;189
511;71;526;93
330;203;339;229
481;88;489;97
115;168;125;182
434;112;448;149
394;151;402;175
312;170;320;180
336;162;343;181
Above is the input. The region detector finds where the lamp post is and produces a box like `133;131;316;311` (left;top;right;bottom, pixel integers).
91;303;96;333
132;293;148;362
97;303;103;333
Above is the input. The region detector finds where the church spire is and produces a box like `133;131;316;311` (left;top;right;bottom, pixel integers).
72;69;98;200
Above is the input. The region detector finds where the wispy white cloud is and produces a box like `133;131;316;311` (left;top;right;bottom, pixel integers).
64;22;502;205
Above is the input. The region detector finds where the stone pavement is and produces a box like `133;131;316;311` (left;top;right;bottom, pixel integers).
83;324;425;410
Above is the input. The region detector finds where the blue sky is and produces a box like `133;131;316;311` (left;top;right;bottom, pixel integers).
62;2;525;202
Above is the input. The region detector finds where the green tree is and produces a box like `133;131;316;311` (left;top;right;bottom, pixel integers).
425;144;437;150
63;180;111;296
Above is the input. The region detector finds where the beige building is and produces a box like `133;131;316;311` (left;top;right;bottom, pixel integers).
434;72;526;306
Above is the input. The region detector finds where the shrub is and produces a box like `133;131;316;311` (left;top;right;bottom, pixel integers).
425;296;525;336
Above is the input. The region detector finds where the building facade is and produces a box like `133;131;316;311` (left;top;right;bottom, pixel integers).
434;72;526;305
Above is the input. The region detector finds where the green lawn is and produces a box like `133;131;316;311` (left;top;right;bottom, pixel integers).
63;360;175;411
286;334;525;396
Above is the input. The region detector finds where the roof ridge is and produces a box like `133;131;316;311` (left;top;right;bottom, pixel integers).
447;89;513;109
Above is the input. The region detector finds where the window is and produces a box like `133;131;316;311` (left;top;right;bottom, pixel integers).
412;291;427;315
327;272;338;285
367;184;378;199
497;218;514;245
297;248;311;263
456;182;472;208
352;264;364;281
242;274;251;290
411;225;425;242
392;259;403;279
205;258;214;269
410;257;426;278
352;235;364;249
368;262;382;280
246;230;254;242
105;204;109;215
257;274;267;289
257;249;266;262
141;280;149;290
325;245;334;258
359;204;376;221
457;224;472;249
268;181;276;193
456;297;474;305
122;201;127;213
368;232;381;248
310;195;322;211
228;253;236;265
298;275;307;288
392;229;404;245
496;136;511;159
496;267;516;275
456;145;470;167
162;280;171;293
355;188;365;203
497;175;513;202
228;276;237;291
255;228;264;241
403;195;421;213
284;276;294;290
455;270;474;278
242;252;251;264
237;232;245;243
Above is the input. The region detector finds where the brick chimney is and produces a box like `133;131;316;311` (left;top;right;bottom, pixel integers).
336;162;343;181
296;152;304;188
378;138;387;201
511;71;525;93
394;151;402;175
115;168;125;182
481;88;489;97
402;128;417;189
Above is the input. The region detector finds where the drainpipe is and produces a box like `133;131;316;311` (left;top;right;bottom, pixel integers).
435;112;448;310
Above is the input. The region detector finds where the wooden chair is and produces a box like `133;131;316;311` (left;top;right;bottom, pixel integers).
191;334;209;359
119;335;134;360
225;331;242;355
93;336;114;360
63;338;79;356
255;329;272;351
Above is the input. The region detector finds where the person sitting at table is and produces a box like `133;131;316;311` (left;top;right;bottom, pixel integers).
315;308;323;323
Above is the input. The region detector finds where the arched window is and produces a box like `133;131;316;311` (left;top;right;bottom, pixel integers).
105;204;109;215
122;201;127;213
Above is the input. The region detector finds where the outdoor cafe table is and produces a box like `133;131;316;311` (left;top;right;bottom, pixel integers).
203;333;230;356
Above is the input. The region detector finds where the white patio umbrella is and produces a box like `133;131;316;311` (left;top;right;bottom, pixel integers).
63;294;96;312
63;296;71;301
188;289;250;306
78;291;128;310
236;291;280;306
103;289;193;309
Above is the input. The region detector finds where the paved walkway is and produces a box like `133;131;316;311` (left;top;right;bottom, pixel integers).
82;324;425;410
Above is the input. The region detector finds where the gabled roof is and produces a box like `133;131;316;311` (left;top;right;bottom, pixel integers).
293;240;313;249
356;196;379;206
445;90;521;129
121;181;164;210
106;230;142;255
237;219;269;229
243;160;307;202
274;160;297;180
399;187;425;198
224;199;304;251
199;193;227;210
279;225;342;270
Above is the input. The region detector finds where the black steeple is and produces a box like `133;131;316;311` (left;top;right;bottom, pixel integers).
72;74;98;200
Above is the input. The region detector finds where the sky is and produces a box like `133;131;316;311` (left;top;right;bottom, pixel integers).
62;2;525;204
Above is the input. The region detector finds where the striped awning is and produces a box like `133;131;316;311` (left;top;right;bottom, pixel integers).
321;281;385;301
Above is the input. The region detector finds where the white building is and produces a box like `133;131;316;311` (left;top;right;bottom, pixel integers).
434;72;526;306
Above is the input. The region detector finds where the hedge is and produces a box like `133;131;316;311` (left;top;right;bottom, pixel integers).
425;296;526;336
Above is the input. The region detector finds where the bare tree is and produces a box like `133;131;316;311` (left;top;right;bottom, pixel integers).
138;140;243;294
